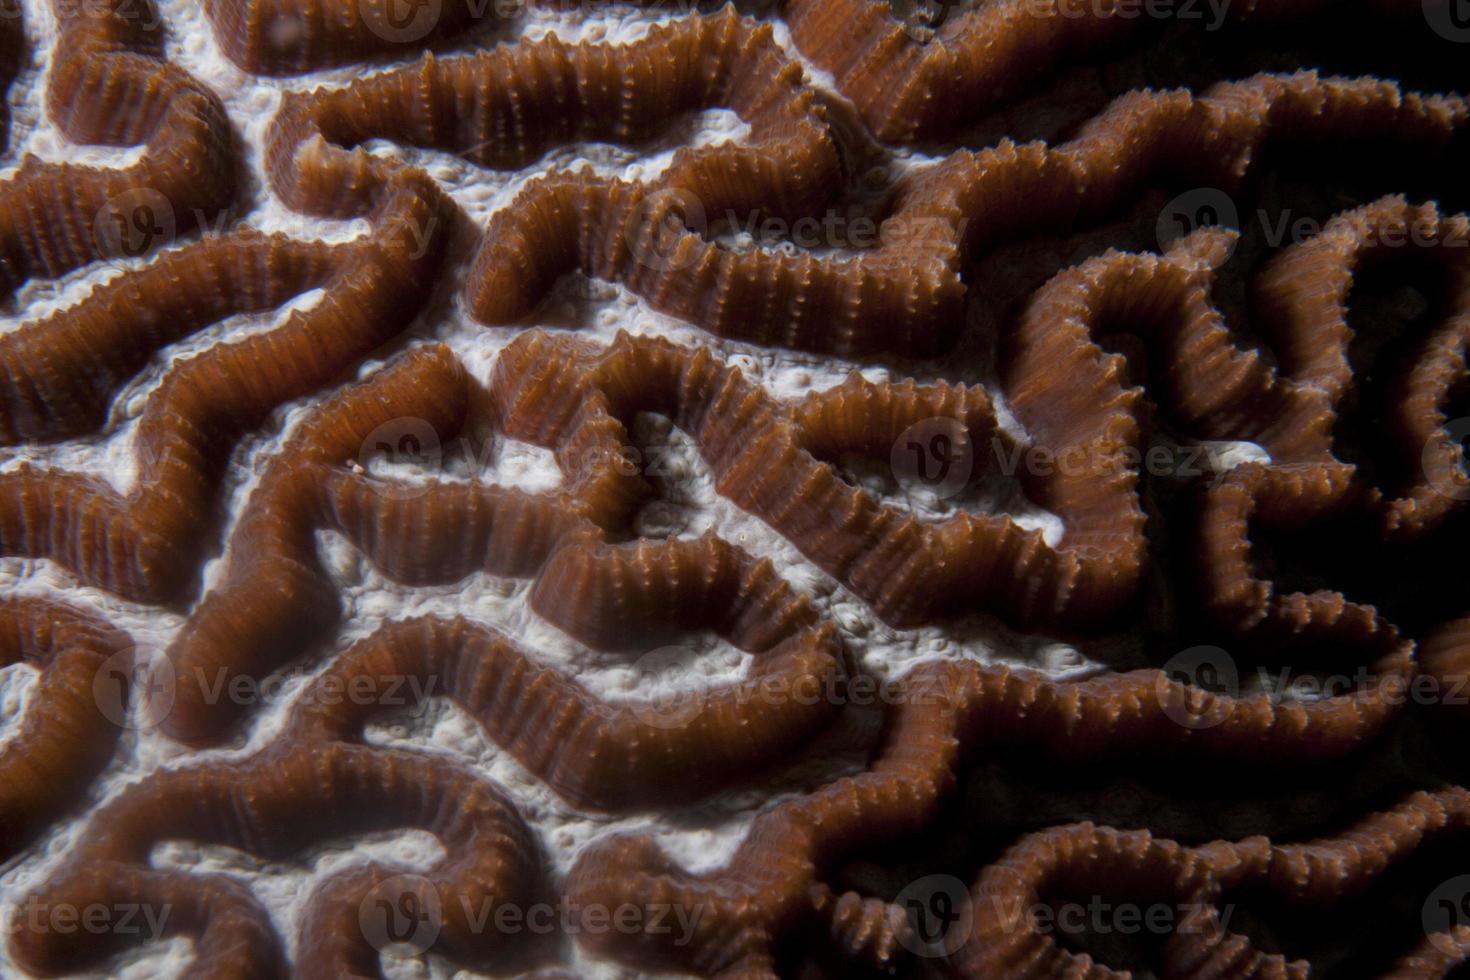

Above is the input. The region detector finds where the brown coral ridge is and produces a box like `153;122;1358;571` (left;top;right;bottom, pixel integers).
187;195;1461;682
961;787;1470;978
508;327;1062;629
148;332;1438;972
296;613;843;810
467;67;1462;359
265;26;1466;361
1193;460;1431;658
0;232;337;443
562;646;1418;977
0;167;454;603
1249;197;1470;536
265;11;830;218
782;0;1432;141
13;571;1412;976
202;0;501;74
1000;199;1468;629
261;10;958;357
463;209;1461;636
152;326;975;744
0;598;131;860
155;344;847;810
7;666;544;979
896;70;1465;289
0;0;234;295
517;78;1470;976
1164;199;1470;662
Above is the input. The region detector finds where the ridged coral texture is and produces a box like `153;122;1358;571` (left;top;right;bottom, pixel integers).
0;0;1467;978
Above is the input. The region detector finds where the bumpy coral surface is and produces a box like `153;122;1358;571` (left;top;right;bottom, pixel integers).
0;0;1467;977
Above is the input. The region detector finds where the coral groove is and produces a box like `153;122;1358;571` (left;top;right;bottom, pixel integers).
8;673;544;978
0;170;454;602
0;598;131;860
0;0;234;294
0;3;1467;978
